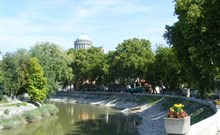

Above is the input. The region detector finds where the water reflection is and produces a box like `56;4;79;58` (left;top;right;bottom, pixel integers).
57;102;140;135
0;116;64;135
1;102;141;135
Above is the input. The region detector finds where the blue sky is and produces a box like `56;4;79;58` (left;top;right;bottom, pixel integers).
1;0;177;53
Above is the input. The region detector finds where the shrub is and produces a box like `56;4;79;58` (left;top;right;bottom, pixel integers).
0;103;59;129
23;109;41;123
43;104;59;115
38;106;50;117
0;95;9;103
4;109;10;115
0;115;23;129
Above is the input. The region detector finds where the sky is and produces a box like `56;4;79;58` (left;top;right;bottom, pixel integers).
1;0;177;54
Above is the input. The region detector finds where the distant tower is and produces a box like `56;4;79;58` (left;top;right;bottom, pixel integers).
74;34;92;50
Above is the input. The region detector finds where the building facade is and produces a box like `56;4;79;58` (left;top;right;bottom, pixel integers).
74;34;92;50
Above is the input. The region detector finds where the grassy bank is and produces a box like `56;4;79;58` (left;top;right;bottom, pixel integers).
0;104;59;129
125;94;215;124
123;94;215;125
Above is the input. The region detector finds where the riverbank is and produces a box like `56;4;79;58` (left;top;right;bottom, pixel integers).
0;98;59;130
51;91;215;135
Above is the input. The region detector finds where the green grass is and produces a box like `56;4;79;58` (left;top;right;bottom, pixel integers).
134;96;164;104
101;93;215;124
0;115;23;129
115;94;216;125
1;102;27;107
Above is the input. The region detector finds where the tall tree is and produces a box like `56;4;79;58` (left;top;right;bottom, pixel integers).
150;46;182;90
87;47;107;85
26;58;48;102
68;47;106;89
30;42;72;93
1;49;29;96
109;38;154;85
164;0;220;98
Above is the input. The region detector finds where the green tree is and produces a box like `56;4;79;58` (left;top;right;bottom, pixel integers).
164;0;220;98
150;46;182;90
60;52;74;90
26;58;48;102
109;38;154;85
1;49;30;96
30;42;72;93
87;47;107;85
0;61;5;99
68;49;88;89
68;47;106;89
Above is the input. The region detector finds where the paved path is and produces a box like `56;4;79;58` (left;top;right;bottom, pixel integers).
137;103;167;135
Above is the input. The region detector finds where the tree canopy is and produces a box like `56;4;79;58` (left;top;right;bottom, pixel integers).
26;58;48;102
30;42;72;93
149;46;181;90
68;47;106;88
108;38;154;84
164;0;220;97
1;49;29;96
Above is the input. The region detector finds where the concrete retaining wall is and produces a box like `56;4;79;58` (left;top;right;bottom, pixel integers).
160;95;219;135
184;98;218;135
138;94;219;135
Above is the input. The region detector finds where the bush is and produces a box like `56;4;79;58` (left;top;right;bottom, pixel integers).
0;95;9;103
38;106;50;118
0;115;23;129
43;104;59;115
22;104;58;122
0;103;59;129
4;109;10;115
23;109;42;123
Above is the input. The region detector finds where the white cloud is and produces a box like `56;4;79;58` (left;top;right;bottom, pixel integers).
69;0;152;19
1;0;176;53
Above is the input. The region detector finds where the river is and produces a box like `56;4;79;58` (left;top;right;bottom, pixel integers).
1;102;141;135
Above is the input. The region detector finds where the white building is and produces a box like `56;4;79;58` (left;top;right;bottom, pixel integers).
74;34;92;50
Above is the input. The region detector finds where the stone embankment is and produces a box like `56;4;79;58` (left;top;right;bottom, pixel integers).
51;91;215;135
51;92;193;135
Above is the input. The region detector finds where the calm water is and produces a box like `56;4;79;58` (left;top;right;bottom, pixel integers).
1;102;141;135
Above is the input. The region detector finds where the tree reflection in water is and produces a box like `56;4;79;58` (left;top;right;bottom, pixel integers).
1;102;141;135
59;103;141;135
1;116;64;135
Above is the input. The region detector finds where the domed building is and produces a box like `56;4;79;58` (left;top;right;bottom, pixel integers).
74;34;92;50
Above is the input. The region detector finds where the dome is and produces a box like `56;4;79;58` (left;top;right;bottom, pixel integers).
74;34;92;50
76;34;90;41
